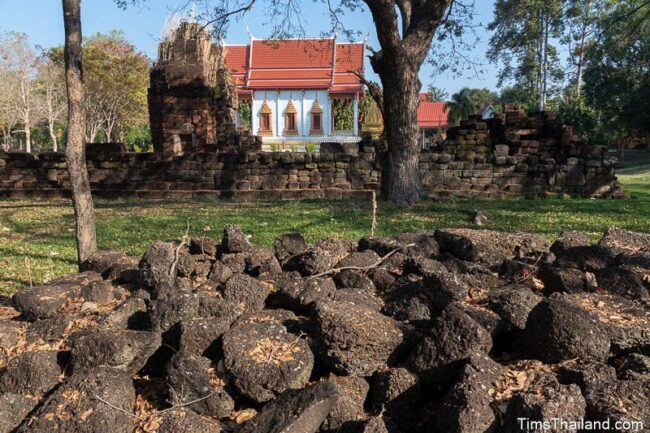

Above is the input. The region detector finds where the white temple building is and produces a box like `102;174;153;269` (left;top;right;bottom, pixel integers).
223;37;365;147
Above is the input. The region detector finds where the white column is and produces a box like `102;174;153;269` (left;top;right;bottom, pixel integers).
301;90;306;137
275;91;280;138
353;95;359;137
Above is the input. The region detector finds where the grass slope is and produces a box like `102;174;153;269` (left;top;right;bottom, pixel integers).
2;152;649;293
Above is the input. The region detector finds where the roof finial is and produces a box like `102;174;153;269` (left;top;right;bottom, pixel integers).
246;25;254;40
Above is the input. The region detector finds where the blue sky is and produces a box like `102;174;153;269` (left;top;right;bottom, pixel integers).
0;0;499;94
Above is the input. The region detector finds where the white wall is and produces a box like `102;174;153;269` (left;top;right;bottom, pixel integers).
251;89;333;139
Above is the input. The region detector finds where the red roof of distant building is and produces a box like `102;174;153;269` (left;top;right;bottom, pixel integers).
417;93;448;128
223;38;364;95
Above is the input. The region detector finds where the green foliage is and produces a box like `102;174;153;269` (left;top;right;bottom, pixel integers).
427;86;449;102
554;88;601;142
289;143;298;153
270;143;281;152
305;142;317;154
499;84;537;111
239;100;252;130
123;125;152;152
333;99;354;131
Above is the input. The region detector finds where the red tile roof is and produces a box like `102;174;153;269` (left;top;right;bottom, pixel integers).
417;94;448;128
223;38;364;94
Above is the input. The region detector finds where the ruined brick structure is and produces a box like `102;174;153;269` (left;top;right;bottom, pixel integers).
148;22;260;160
0;109;623;200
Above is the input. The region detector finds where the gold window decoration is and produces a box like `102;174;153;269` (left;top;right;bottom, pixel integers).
310;100;324;135
284;99;298;136
259;99;273;136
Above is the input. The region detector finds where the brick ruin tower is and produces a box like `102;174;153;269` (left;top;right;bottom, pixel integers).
148;22;254;160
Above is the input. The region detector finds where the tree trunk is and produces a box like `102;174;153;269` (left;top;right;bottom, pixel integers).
62;0;97;266
378;62;422;207
24;115;31;153
49;119;58;152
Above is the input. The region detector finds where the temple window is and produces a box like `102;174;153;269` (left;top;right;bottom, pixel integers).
284;100;298;136
310;100;324;135
259;100;273;136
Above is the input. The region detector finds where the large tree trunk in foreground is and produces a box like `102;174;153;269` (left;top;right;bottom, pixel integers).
363;0;451;207
62;0;97;265
379;63;422;206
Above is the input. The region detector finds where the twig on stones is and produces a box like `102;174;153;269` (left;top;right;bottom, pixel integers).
158;389;221;414
94;394;143;420
169;221;191;277
308;243;415;279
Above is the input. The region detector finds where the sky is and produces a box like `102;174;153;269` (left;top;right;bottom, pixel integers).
0;0;500;95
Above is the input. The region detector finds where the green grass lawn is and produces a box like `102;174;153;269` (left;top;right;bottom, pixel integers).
2;152;650;294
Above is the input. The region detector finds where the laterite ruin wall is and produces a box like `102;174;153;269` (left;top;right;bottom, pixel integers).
0;111;622;201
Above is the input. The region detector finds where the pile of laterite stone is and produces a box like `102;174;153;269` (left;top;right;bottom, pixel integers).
1;225;649;433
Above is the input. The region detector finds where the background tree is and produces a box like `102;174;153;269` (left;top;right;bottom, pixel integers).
447;87;476;125
83;31;149;143
0;32;39;152
62;0;97;265
36;51;68;151
427;85;449;102
488;0;565;111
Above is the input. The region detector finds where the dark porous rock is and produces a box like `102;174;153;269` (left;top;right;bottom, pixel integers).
178;316;234;358
406;304;493;385
0;351;62;396
561;292;650;355
616;353;650;380
336;250;381;269
599;227;650;257
422;263;471;312
274;232;310;264
336;415;403;433
586;379;650;433
367;268;396;292
556;361;618;396
139;241;177;290
487;287;542;330
158;408;222;433
313;299;405;376
595;266;649;301
17;366;135;433
219;252;248;274
190;237;219;257
434;353;501;433
80;280;119;306
222;317;313;402
382;275;433;325
12;271;101;321
320;374;369;432
331;288;384;312
334;269;375;291
521;297;610;363
0;393;39;433
504;374;586;433
271;273;336;313
165;351;234;418
222;273;269;313
394;232;440;257
70;329;161;374
358;236;401;256
368;368;421;429
149;289;199;332
175;251;196;277
550;230;590;258
80;250;139;281
26;314;76;343
404;255;447;276
99;297;148;330
435;228;550;268
193;259;212;278
539;265;587;295
239;381;338;433
222;225;252;253
245;245;282;277
284;250;335;276
552;231;612;272
209;260;234;283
